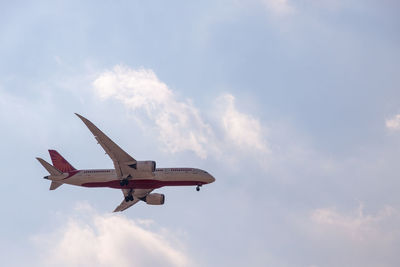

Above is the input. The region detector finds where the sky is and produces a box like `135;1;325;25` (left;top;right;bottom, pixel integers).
1;0;400;266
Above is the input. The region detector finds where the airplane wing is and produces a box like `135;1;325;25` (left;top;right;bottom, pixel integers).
114;197;140;212
75;113;136;179
113;188;154;212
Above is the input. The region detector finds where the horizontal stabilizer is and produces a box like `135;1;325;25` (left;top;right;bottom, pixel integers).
50;181;62;190
36;158;62;175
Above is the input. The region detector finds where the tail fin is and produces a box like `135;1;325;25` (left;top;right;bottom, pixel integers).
36;157;62;175
48;150;76;173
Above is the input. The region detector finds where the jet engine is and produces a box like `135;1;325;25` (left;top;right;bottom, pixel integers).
135;161;156;172
144;193;165;205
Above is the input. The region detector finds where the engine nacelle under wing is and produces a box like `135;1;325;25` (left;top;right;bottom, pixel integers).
135;161;156;172
145;193;165;205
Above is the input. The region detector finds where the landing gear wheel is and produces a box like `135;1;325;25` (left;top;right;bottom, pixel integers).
196;185;201;191
120;179;129;186
125;195;134;202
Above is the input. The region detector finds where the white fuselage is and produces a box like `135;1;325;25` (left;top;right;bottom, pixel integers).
48;168;215;189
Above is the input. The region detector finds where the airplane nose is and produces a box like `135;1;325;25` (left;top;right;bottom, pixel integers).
208;175;215;183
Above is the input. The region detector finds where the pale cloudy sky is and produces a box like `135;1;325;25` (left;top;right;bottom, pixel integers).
1;1;400;266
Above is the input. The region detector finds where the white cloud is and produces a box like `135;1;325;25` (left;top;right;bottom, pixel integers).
260;0;295;16
93;65;213;159
218;94;268;153
259;0;353;17
92;65;269;161
311;205;400;242
305;205;400;266
33;205;191;267
291;205;400;267
386;114;400;131
304;0;345;11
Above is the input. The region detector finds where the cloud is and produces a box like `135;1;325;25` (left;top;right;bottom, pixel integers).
386;114;400;131
33;204;190;267
304;205;400;266
311;205;400;242
93;65;213;159
217;94;268;153
92;65;269;160
261;0;295;16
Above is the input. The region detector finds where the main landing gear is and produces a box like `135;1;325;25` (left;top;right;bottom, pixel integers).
125;195;134;202
125;189;134;202
196;185;201;191
120;179;129;186
120;175;132;187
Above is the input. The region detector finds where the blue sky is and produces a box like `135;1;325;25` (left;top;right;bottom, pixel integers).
1;1;400;266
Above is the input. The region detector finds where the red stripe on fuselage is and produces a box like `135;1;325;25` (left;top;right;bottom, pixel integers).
81;179;206;189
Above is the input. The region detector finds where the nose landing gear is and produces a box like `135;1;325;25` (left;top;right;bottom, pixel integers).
196;185;201;191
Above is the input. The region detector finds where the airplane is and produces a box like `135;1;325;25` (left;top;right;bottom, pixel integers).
36;113;215;212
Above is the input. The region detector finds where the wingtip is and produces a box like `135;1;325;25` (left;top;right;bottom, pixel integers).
75;113;90;123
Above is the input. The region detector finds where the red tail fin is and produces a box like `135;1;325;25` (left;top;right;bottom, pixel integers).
48;150;76;173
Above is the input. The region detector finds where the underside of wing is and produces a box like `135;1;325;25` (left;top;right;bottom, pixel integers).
114;198;140;212
75;113;136;179
113;188;154;212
